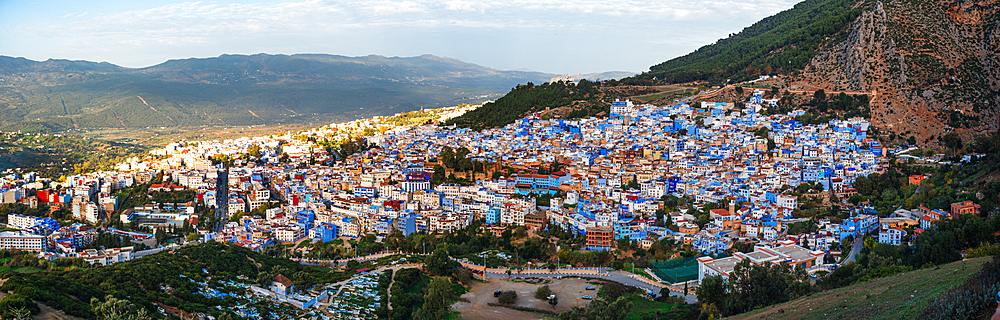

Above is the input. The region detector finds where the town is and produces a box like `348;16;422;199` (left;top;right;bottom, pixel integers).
0;89;992;319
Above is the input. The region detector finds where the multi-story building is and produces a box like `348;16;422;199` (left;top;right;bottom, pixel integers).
7;214;59;232
878;227;905;246
0;231;47;252
524;212;546;232
79;247;134;265
586;226;613;251
950;201;981;216
697;241;825;284
274;226;305;243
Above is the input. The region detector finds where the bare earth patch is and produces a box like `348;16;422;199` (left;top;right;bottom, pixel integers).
455;277;598;320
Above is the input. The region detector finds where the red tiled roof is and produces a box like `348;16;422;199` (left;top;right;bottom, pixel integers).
273;274;294;287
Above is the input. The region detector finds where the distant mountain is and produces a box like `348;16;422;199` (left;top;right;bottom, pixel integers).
578;71;636;81
548;71;636;82
0;54;554;131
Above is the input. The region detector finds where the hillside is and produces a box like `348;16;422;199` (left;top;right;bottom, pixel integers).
0;242;351;319
443;80;601;130
638;0;865;84
442;80;658;130
635;0;999;144
0;54;554;132
728;256;992;320
797;0;1000;144
0;132;147;174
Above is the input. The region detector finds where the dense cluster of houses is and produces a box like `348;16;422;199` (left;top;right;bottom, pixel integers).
0;91;984;276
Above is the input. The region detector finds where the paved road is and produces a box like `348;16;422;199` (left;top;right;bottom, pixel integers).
842;233;865;265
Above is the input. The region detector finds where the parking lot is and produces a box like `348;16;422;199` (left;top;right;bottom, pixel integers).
453;277;599;320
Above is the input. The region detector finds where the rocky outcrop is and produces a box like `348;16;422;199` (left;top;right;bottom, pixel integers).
800;0;999;143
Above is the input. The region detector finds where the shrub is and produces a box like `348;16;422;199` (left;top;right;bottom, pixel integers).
535;285;553;300
921;254;1000;320
498;291;518;305
0;294;40;318
966;242;999;259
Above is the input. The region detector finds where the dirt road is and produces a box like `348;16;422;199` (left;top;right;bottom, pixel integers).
453;278;597;320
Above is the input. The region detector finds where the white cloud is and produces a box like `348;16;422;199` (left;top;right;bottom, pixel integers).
1;0;799;73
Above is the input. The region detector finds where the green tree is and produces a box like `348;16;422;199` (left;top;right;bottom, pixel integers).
413;277;452;320
813;89;826;102
247;144;263;158
514;226;527;239
90;296;149;320
940;132;963;153
0;294;39;319
557;295;633;320
432;164;446;185
724;260;813;315
425;243;456;276
154;228;167;245
696;275;727;308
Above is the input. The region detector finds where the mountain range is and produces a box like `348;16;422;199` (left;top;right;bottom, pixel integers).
0;54;555;131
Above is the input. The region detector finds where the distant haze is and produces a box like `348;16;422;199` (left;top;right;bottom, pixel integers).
0;0;798;74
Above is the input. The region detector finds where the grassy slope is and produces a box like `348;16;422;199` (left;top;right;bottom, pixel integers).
728;256;991;320
628;298;679;320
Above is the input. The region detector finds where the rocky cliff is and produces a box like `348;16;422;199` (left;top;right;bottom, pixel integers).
798;0;999;143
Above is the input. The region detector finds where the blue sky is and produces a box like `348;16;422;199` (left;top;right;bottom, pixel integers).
0;0;799;74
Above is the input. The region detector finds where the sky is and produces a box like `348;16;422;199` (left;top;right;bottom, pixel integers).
0;0;799;75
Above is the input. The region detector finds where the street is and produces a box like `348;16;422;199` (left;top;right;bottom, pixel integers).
842;233;865;265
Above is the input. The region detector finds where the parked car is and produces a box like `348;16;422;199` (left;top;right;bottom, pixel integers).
582;295;593;300
494;290;502;297
585;286;596;290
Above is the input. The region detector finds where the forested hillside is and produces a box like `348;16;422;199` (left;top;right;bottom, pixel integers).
638;0;865;84
0;54;553;132
0;242;351;319
443;80;603;130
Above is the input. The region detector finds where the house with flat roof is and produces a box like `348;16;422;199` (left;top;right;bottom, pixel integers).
696;240;825;284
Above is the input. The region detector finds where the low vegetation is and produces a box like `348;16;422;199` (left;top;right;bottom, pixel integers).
0;242;350;318
0;132;147;174
729;256;993;320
